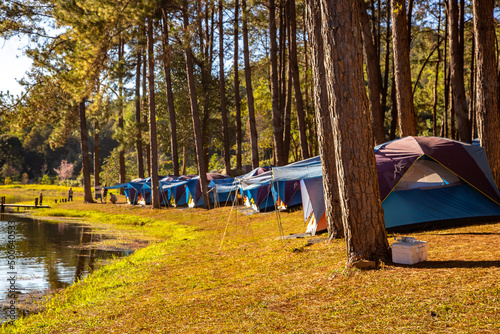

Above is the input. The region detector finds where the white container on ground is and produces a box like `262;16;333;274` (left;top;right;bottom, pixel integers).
391;237;428;265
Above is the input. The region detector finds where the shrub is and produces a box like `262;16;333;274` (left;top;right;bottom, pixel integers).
4;177;12;185
41;174;52;185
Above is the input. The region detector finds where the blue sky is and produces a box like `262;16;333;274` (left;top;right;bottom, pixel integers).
0;36;32;97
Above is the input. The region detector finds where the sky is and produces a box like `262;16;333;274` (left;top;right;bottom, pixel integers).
0;36;33;97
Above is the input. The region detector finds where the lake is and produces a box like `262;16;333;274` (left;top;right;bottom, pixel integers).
0;214;130;324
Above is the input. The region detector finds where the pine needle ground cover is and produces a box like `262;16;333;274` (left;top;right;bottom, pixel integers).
1;187;499;333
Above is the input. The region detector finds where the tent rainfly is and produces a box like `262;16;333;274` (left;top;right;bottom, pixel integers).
302;136;500;234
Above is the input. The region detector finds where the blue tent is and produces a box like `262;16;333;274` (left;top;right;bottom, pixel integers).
208;178;238;206
105;180;149;205
237;170;275;212
187;173;231;208
271;156;322;210
237;158;322;212
302;136;500;234
300;176;327;235
160;177;194;207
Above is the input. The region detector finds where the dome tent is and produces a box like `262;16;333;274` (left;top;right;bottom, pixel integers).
376;136;500;229
301;136;500;234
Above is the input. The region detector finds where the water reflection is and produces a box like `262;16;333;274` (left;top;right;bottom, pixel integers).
0;214;129;323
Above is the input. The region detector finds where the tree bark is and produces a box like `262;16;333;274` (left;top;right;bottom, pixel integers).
288;0;309;159
321;0;389;266
448;0;471;143
469;34;476;139
142;39;151;177
199;0;215;173
135;46;145;179
269;0;285;166
305;0;343;239
234;0;242;171
79;101;94;203
182;145;187;175
391;0;417;137
389;73;398;141
473;0;500;186
432;3;442;137
407;0;414;44
359;0;385;145
283;57;292;164
381;0;391;128
183;0;210;208
242;0;259;169
219;0;231;175
281;5;291;164
147;17;160;209
118;37;126;194
162;13;180;176
442;11;449;138
94;120;100;189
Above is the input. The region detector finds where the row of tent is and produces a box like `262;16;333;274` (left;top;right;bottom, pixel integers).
107;136;500;235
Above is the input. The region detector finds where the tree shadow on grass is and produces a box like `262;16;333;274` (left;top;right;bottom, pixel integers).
393;260;500;269
424;232;500;236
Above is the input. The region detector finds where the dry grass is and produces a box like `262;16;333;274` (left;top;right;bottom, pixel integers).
3;190;500;333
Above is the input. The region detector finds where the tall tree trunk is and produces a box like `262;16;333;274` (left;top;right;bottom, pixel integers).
381;0;391;125
321;0;389;267
182;145;187;175
135;47;145;179
469;35;476;139
94;120;100;188
142;38;151;177
305;0;343;239
199;0;215;173
442;11;449;138
473;0;500;186
304;8;317;156
147;17;160;209
432;7;442;137
283;58;292;164
162;13;179;176
79;101;94;203
389;73;398;140
407;0;414;44
269;0;285;166
391;0;417;137
219;0;231;175
281;5;291;164
359;0;385;145
288;0;309;159
234;0;242;171
448;0;471;143
242;0;259;169
118;37;126;194
184;0;210;209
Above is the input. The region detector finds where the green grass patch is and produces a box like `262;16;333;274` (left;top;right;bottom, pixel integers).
0;185;83;193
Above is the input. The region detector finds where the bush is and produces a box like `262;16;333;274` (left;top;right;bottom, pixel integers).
4;177;12;185
58;179;81;187
22;173;29;185
40;174;52;185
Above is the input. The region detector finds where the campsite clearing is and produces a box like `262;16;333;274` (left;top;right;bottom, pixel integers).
3;187;500;333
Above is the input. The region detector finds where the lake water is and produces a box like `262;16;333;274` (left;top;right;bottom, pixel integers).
0;214;129;324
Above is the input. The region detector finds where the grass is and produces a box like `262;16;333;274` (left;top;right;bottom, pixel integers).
0;184;83;193
1;186;500;333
